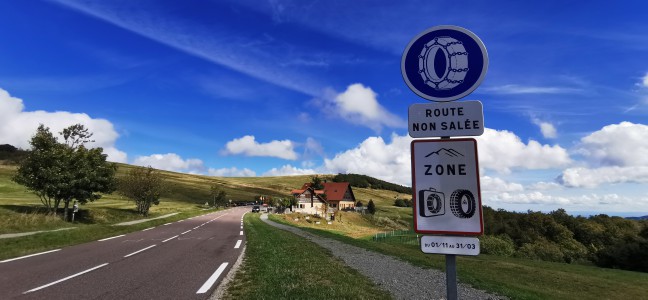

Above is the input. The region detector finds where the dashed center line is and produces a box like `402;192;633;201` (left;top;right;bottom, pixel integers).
162;235;179;243
181;230;191;235
124;245;157;258
23;263;109;294
98;234;125;242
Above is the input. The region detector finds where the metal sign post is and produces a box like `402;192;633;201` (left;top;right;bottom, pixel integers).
401;25;488;300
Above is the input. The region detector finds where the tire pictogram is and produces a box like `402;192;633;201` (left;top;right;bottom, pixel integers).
418;37;468;90
450;189;476;218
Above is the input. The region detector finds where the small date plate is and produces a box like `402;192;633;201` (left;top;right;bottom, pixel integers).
420;236;480;256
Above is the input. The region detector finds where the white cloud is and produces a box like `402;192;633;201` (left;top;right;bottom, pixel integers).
133;153;204;173
222;135;297;160
208;167;256;177
487;191;571;205
476;128;571;173
642;73;648;87
484;84;583;95
577;122;648;167
528;181;563;191
323;133;413;186
558;166;648;188
316;84;405;132
303;137;325;158
321;129;571;187
262;164;316;176
480;176;524;193
532;118;557;139
0;87;127;163
550;122;648;188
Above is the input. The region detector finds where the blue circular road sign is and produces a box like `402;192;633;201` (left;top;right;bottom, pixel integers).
402;25;488;102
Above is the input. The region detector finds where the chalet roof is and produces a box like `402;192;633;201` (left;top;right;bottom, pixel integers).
292;182;354;202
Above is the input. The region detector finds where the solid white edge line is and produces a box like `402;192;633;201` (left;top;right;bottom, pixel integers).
181;230;191;235
98;234;125;242
234;240;242;249
124;245;157;258
23;263;109;294
162;235;179;243
196;262;229;294
1;249;61;264
142;227;154;231
163;223;171;226
239;231;243;235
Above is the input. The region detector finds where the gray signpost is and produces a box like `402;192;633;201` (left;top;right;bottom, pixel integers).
402;25;488;300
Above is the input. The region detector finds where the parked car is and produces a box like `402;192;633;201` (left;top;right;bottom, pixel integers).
252;205;260;213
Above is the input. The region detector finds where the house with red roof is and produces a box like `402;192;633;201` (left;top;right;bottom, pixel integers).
290;181;356;215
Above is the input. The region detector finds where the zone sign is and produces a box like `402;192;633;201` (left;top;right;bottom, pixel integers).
411;138;483;235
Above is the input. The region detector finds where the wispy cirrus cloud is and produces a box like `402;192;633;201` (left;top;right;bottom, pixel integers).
50;0;327;96
484;84;584;95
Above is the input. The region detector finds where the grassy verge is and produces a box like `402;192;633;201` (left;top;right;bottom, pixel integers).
269;214;648;300
223;214;392;300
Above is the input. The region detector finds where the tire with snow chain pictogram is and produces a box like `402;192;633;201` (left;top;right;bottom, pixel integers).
450;189;476;218
418;36;469;90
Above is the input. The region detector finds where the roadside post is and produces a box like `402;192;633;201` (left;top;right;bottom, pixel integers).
401;25;488;300
72;201;79;222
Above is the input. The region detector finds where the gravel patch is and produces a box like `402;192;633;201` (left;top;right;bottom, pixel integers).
261;214;507;300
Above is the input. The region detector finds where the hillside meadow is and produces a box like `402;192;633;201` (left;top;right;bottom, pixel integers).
2;163;648;299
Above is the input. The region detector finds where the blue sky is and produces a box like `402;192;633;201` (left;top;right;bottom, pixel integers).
1;0;648;216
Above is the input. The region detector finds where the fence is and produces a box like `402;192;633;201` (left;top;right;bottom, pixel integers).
372;229;420;245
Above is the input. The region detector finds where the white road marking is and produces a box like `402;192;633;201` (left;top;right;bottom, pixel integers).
193;226;200;230
196;262;229;294
234;240;242;249
98;234;125;242
163;223;171;226
23;263;109;294
142;227;154;231
181;230;191;235
0;249;61;264
124;245;157;258
239;231;243;235
162;235;179;243
240;226;243;229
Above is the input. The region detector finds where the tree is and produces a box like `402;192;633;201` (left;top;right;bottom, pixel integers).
367;199;376;215
119;166;166;216
356;200;364;207
13;124;117;219
210;185;227;208
310;175;324;190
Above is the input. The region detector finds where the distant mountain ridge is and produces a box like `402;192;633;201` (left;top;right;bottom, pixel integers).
626;215;648;220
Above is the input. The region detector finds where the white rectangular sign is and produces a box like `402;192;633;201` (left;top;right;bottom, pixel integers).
411;138;483;235
420;236;480;256
408;100;484;138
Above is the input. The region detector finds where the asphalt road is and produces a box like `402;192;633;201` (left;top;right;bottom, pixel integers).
0;206;248;299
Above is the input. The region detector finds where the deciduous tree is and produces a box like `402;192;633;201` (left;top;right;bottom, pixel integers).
119;166;166;216
13;124;116;219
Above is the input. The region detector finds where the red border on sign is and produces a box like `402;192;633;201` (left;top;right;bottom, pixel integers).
411;138;484;235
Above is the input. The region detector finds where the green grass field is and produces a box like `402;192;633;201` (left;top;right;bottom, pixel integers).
222;213;391;300
269;214;648;300
3;163;648;299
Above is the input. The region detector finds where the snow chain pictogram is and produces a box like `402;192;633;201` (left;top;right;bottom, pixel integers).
418;37;469;90
449;189;476;218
